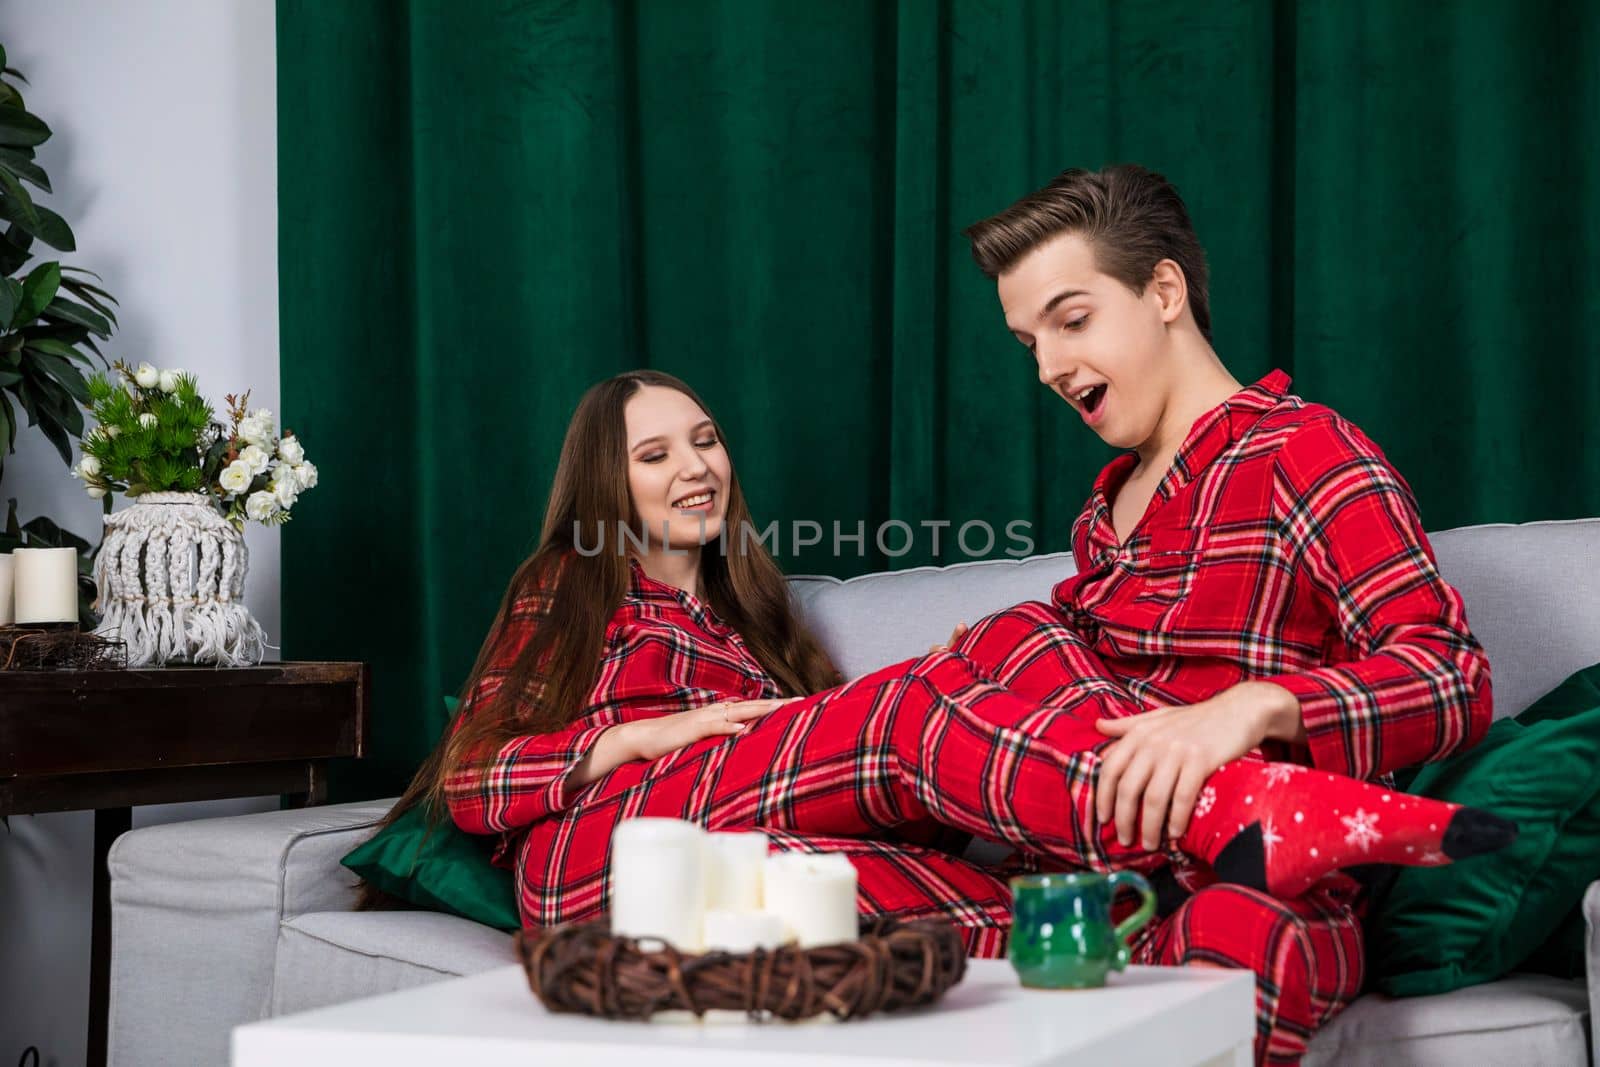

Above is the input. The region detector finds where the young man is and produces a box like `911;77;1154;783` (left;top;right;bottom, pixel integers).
953;164;1495;1066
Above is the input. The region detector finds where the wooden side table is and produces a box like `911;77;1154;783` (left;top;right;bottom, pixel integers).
0;660;370;1067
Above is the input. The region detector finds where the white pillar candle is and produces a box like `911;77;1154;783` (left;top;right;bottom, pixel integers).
0;554;13;625
608;818;707;952
702;909;787;954
13;547;78;625
763;852;859;948
704;831;769;910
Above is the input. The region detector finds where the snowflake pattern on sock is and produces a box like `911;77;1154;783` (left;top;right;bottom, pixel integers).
1340;809;1381;852
1260;763;1306;788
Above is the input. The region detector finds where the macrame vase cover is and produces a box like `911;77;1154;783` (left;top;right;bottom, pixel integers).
92;491;267;667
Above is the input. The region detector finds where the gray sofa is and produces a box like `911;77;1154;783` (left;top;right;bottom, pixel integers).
108;519;1600;1065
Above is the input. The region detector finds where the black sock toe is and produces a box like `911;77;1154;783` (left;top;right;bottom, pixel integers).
1212;821;1269;892
1441;808;1518;859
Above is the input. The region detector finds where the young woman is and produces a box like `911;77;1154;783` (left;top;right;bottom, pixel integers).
372;370;1510;980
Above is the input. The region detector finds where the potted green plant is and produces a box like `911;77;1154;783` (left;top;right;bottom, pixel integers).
0;45;117;624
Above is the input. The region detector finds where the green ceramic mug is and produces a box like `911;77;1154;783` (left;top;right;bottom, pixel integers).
1008;871;1157;989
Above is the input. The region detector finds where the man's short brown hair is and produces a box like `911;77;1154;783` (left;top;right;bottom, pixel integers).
962;164;1212;344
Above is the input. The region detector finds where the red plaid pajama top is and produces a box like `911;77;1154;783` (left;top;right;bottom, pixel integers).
1051;367;1492;779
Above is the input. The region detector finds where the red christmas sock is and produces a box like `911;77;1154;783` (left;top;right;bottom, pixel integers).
1104;759;1517;899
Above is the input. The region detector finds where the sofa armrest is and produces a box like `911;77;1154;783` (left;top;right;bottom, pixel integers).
108;797;397;1067
1586;879;1599;1067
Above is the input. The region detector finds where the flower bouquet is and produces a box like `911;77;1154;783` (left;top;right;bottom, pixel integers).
73;359;317;529
73;360;318;666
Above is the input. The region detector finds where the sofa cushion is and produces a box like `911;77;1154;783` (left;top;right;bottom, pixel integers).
788;551;1075;678
270;910;515;1017
1426;518;1600;719
339;696;523;932
340;796;521;933
1303;973;1590;1066
1368;664;1600;997
786;519;1600;721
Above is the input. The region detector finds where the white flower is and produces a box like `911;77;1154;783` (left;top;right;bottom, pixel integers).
277;434;305;464
104;424;120;439
86;484;107;499
271;476;299;510
245;490;279;522
239;443;271;475
237;408;275;447
134;362;160;388
138;412;158;429
78;454;101;478
219;459;254;494
292;460;318;490
158;368;184;393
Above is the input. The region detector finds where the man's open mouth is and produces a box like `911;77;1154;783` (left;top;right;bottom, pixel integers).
1075;383;1107;415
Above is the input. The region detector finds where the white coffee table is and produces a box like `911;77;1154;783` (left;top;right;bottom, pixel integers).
233;960;1256;1067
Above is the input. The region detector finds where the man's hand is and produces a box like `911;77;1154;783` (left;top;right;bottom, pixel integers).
1092;682;1292;850
928;621;969;654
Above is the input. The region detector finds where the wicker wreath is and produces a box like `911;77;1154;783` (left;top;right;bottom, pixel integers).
516;916;967;1022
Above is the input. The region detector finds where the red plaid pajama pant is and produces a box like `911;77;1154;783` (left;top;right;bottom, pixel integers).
518;601;1364;1065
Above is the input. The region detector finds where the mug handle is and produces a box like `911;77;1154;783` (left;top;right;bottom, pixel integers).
1107;870;1157;972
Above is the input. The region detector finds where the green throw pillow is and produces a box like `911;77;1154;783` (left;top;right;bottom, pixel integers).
1366;663;1600;996
339;696;522;932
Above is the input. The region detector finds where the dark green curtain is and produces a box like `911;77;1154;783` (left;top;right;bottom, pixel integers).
278;0;1600;801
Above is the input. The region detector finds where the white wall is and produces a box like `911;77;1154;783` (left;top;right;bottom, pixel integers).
0;3;279;1063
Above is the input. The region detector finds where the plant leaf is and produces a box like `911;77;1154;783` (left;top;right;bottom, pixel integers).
59;276;116;322
57;278;116;323
43;295;109;336
25;365;85;433
17;260;59;323
25;336;96;366
0;195;72;250
0;163;37;227
0;146;48;192
25;345;89;402
35;402;71;464
0;228;31;274
0;106;49;148
12;375;38;426
58;275;116;321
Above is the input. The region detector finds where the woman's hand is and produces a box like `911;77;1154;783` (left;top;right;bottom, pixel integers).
928;621;969;654
627;698;797;762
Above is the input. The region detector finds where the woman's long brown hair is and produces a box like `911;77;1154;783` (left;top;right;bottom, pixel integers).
357;370;841;909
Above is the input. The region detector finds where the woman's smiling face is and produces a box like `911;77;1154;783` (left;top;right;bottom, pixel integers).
624;384;732;552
